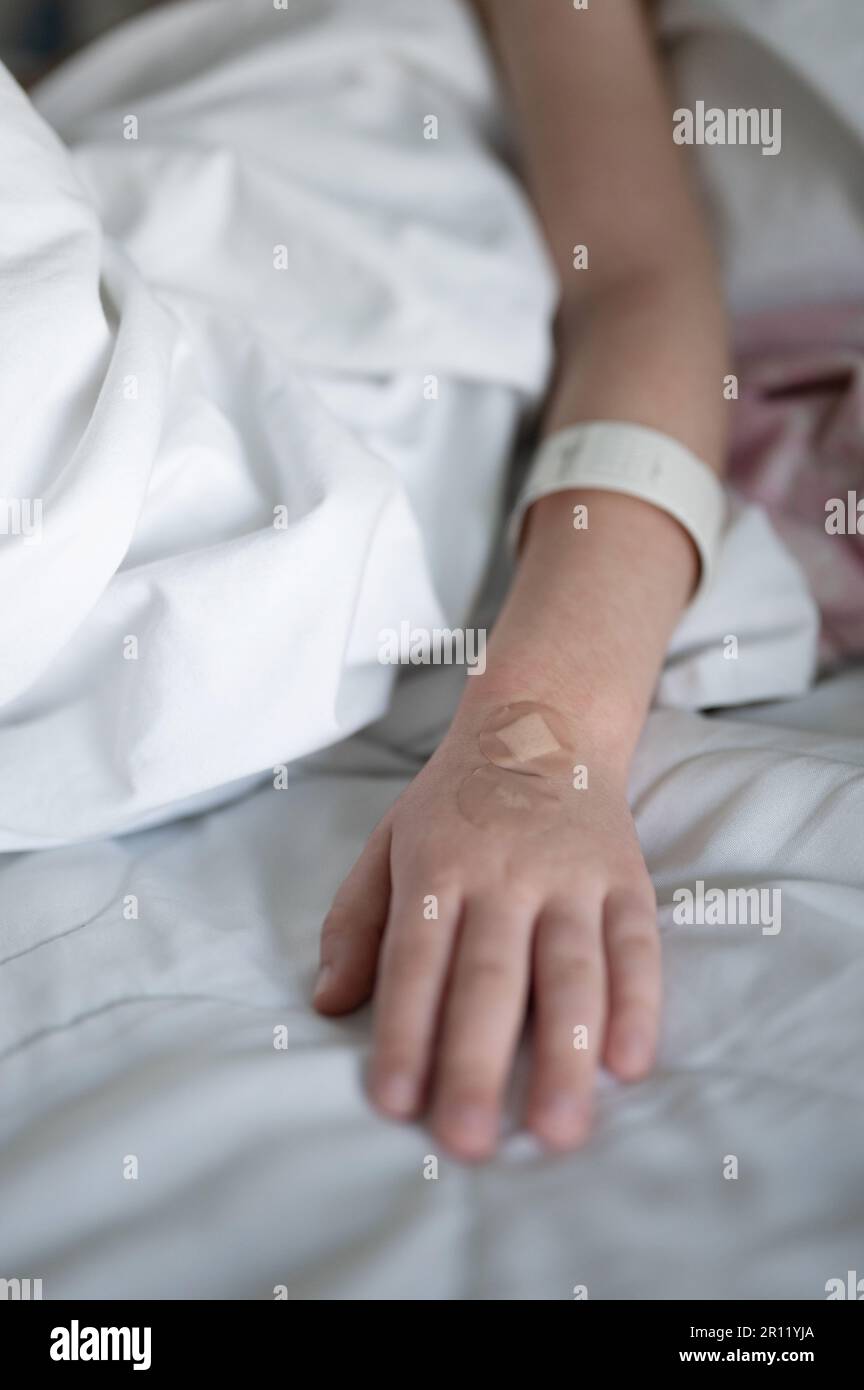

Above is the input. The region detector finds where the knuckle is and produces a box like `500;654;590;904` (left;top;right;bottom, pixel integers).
380;934;435;979
547;945;601;978
497;883;538;915
494;863;541;909
396;866;461;912
463;951;516;988
612;928;660;964
405;865;457;896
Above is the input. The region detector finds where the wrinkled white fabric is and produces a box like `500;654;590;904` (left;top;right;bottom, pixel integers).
660;0;864;314
1;668;863;1300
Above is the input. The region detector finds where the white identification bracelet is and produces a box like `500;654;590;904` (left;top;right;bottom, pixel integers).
508;421;726;599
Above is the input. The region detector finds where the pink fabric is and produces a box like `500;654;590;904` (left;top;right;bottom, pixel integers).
730;304;864;663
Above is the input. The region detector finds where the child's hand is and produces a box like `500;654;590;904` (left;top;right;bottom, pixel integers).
313;707;660;1161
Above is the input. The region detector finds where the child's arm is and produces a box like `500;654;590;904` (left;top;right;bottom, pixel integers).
457;0;729;780
315;0;728;1159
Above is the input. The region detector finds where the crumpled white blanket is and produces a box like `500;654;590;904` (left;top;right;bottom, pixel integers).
0;0;552;847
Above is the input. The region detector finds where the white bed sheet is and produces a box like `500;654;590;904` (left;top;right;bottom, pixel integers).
1;665;863;1299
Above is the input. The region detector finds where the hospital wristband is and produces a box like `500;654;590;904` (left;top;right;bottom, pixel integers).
508;421;726;599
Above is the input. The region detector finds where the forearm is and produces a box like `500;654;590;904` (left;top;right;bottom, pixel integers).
452;212;727;774
546;266;728;470
454;489;694;777
454;266;727;769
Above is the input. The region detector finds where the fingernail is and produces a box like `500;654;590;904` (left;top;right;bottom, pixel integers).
614;1032;651;1076
538;1094;591;1144
442;1104;496;1150
375;1073;417;1116
313;963;334;1000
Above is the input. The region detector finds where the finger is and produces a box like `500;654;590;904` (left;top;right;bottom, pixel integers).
368;879;461;1120
525;903;606;1150
431;896;534;1161
603;890;661;1081
314;818;392;1015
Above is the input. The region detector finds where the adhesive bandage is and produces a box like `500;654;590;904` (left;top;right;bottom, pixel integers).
508;421;726;599
477;702;575;777
457;765;565;833
457;702;575;831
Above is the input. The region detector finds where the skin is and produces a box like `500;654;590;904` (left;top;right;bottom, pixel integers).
315;0;729;1160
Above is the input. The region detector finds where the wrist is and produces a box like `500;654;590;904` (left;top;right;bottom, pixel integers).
450;666;636;786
